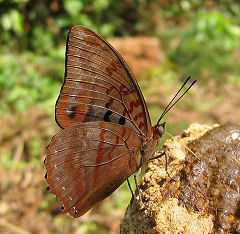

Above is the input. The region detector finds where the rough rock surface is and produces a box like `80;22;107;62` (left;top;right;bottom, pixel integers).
121;123;240;234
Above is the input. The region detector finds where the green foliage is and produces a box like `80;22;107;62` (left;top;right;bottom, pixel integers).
79;221;106;234
0;152;28;169
27;139;42;167
0;53;60;117
53;216;72;231
40;199;50;210
168;11;240;82
32;27;55;54
0;0;159;53
58;0;117;37
1;8;24;35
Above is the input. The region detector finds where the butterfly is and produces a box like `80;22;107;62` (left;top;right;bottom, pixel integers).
44;25;196;217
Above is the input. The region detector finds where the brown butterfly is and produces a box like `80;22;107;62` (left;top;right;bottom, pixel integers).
44;25;196;217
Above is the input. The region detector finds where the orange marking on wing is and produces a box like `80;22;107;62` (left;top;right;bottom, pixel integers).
105;61;121;75
107;135;118;166
128;99;140;114
119;83;135;95
93;122;106;186
107;149;114;167
106;86;114;95
106;97;114;108
105;86;115;109
105;66;114;76
111;60;122;71
76;186;83;196
76;200;82;211
106;126;126;168
138;122;145;129
121;127;126;138
122;109;127;117
133;112;143;121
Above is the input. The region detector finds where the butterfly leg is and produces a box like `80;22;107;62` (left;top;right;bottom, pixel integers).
127;178;135;203
150;151;175;180
127;167;143;206
149;151;165;160
133;167;144;208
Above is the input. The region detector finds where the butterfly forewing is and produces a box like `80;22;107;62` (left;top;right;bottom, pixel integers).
45;121;142;217
55;25;152;138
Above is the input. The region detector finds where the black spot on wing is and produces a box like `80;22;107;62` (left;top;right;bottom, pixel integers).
66;105;76;118
119;116;126;125
104;110;113;122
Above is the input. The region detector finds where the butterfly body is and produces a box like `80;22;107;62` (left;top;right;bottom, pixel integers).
45;25;166;217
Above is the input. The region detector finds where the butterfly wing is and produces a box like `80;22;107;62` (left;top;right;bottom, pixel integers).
55;25;152;138
45;121;142;217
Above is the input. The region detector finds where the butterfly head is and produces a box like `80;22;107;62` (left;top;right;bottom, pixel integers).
141;122;166;163
154;122;166;139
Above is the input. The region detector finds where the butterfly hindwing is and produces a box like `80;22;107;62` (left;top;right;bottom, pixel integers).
45;121;142;217
55;25;152;138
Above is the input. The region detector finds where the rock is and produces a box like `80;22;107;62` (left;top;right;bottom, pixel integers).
121;123;240;233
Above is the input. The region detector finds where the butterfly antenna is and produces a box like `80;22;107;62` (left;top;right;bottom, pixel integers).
157;77;196;125
157;77;191;125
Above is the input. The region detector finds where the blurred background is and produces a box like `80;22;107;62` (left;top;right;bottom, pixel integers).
0;0;240;233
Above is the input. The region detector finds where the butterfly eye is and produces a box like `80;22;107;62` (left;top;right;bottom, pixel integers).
156;122;166;137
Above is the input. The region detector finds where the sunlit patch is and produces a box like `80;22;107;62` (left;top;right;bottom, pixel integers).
231;132;240;140
226;130;240;142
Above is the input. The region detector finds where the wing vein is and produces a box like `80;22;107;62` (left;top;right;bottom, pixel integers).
49;151;130;197
56;104;133;123
67;50;131;86
67;62;131;91
47;145;112;157
61;87;123;104
69;34;122;67
66;72;123;95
